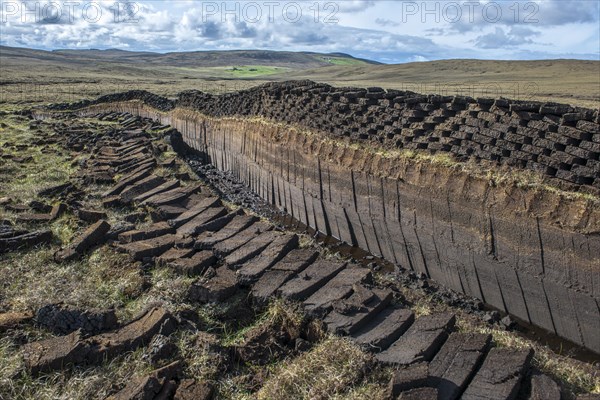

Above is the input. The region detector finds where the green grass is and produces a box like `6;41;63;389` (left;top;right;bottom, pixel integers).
319;56;368;67
227;65;290;77
0;113;75;204
169;65;290;79
0;246;144;316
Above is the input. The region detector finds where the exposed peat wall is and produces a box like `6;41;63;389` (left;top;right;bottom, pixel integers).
46;81;600;354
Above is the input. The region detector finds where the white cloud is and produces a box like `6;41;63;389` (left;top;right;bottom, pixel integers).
408;55;429;62
475;27;535;49
0;0;597;62
336;1;376;13
375;18;399;28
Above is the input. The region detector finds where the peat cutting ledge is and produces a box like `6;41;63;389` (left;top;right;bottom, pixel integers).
40;80;600;354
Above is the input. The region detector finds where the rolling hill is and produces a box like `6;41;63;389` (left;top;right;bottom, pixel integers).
0;46;378;70
0;45;597;107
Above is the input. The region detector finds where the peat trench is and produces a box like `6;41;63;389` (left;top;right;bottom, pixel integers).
56;84;600;357
8;109;593;399
185;153;598;364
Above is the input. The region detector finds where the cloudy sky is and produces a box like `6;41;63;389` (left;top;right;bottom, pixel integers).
0;0;598;63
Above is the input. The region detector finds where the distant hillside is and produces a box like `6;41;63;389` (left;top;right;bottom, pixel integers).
0;45;597;107
0;46;378;70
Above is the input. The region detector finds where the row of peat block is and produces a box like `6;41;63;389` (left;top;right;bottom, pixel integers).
49;81;600;190
8;110;586;400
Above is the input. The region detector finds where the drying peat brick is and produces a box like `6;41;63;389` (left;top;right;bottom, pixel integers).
303;267;372;316
398;387;439;399
176;207;228;236
577;120;600;134
16;203;65;222
376;313;456;365
352;308;415;352
236;234;299;284
194;214;258;250
461;347;534;400
0;311;33;332
38;182;75;198
324;286;393;335
388;362;429;397
168;251;217;276
117;159;156;175
223;231;282;267
212;221;273;257
0;230;53;253
168;197;222;228
55;220;111;262
102;195;121;208
16;213;53;223
107;222;136;241
428;332;491;400
124;212;146;223
188;266;238;303
278;260;347;301
174;379;214;400
116;234;181;261
142;183;202;207
35;303;118;335
5;204;29;213
156;247;195;266
119;175;165;203
193;212;240;236
75;209;108;223
23;307;176;375
106;360;181;400
272;249;320;272
117;141;148;154
118;221;175;243
251;271;293;305
133;179;180;203
160;157;177;168
250;249;319;303
528;370;561;400
103;167;152;197
155;204;188;220
49;203;67;219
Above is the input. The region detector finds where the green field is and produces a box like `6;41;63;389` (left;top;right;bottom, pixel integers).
196;65;291;78
318;56;370;66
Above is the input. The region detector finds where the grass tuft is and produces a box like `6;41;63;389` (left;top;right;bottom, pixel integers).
257;335;372;400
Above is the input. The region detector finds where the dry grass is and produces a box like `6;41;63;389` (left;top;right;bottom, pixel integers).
260;298;306;340
0;340;157;400
330;366;392;400
257;335;373;400
0;247;144;317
